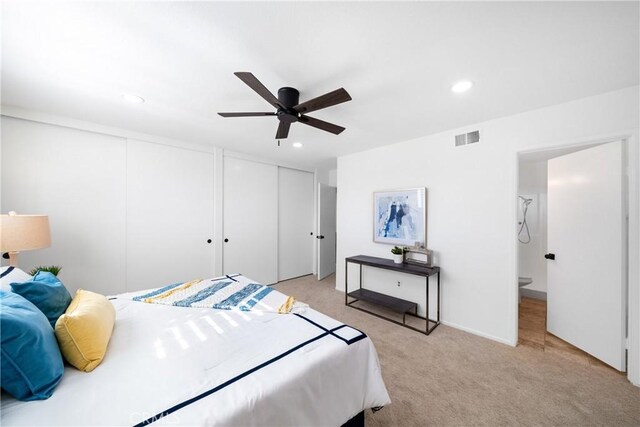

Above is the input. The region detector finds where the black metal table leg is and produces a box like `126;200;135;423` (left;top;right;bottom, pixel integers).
437;271;440;323
345;261;349;306
425;275;429;334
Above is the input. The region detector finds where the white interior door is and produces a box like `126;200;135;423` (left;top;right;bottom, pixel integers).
547;141;625;370
317;183;337;280
278;168;314;281
223;157;278;285
126;140;215;292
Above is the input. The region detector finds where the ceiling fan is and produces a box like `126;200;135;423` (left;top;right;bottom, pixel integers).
218;72;352;140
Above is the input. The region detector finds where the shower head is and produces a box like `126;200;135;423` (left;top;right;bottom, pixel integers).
518;195;533;205
518;196;533;244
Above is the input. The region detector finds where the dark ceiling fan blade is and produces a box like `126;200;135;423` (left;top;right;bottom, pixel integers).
218;112;276;117
234;72;283;109
293;88;352;115
275;121;291;139
298;115;345;135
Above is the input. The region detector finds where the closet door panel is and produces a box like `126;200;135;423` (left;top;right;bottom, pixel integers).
126;140;214;291
1;117;127;296
223;157;278;285
278;167;314;281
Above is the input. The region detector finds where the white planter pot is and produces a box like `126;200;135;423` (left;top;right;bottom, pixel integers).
392;254;404;264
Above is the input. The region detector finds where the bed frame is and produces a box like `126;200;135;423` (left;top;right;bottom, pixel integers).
341;410;365;427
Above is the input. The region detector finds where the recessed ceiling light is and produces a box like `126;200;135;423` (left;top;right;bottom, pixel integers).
121;93;145;104
451;80;473;94
292;142;303;148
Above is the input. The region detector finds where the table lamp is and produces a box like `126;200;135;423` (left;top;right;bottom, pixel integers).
0;212;51;267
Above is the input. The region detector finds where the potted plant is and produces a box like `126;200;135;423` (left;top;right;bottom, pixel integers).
29;266;62;277
391;246;404;264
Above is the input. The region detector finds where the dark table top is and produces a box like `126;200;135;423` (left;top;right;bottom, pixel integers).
346;255;440;277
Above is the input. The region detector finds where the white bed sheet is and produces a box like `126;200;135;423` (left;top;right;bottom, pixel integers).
1;291;390;426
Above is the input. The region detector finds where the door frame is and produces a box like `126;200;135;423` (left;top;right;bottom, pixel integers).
512;133;639;386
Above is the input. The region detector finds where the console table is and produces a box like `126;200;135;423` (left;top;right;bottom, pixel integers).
345;255;441;335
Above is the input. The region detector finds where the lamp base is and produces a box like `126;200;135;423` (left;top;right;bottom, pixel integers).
8;252;19;267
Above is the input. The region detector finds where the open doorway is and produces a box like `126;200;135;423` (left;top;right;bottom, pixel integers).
317;183;337;280
517;140;628;373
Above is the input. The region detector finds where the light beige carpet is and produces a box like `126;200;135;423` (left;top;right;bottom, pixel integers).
274;274;640;426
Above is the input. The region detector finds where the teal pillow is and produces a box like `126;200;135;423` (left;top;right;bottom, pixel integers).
11;271;72;328
0;290;64;400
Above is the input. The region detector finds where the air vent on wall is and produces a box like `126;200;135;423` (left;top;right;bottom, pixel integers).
454;130;481;147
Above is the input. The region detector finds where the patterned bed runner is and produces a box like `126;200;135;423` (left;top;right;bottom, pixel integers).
123;274;302;314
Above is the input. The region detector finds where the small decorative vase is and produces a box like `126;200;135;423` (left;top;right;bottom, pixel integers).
392;254;404;264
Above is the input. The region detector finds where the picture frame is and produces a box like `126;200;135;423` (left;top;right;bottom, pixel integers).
373;187;427;246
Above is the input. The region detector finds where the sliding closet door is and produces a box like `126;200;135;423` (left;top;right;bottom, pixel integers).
223;157;278;285
278;167;314;281
0;117;127;296
126;140;214;291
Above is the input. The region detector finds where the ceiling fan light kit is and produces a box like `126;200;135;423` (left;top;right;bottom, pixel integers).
218;72;352;140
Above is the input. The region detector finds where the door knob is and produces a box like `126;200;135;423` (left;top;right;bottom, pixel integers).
207;239;212;244
224;238;229;243
544;253;555;260
316;235;325;239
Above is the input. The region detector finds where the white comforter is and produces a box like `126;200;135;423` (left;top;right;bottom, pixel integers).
1;290;390;426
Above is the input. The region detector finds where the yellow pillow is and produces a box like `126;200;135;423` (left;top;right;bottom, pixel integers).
54;289;115;372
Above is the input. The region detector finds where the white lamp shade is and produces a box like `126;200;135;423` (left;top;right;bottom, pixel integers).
0;214;51;252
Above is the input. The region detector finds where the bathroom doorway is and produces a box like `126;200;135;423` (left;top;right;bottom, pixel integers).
516;139;628;372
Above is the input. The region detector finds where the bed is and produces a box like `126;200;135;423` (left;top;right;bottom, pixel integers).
1;274;390;426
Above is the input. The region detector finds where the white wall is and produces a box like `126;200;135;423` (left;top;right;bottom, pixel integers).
337;86;639;352
328;169;337;187
518;160;548;293
316;167;337;187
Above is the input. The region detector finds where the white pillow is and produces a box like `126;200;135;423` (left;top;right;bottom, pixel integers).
0;266;33;292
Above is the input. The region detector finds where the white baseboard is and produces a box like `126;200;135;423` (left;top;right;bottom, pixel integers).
520;288;547;300
339;283;517;347
441;320;516;347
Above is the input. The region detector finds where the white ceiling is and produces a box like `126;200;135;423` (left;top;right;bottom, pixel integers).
2;1;638;170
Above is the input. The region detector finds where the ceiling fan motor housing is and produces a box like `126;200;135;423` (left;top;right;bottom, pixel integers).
277;87;300;123
218;72;351;139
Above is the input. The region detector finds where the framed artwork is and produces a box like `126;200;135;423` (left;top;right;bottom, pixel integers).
373;187;426;246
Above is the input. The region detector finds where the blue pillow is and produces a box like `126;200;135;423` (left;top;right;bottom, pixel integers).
0;291;64;400
11;271;72;328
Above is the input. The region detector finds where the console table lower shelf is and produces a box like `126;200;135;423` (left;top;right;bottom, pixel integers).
345;255;441;335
